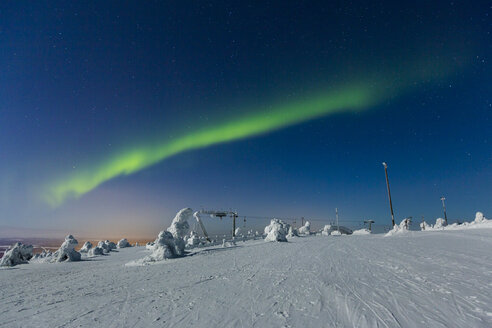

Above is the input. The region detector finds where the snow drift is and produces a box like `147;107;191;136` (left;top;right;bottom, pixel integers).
422;212;491;231
0;242;33;267
264;219;290;242
352;228;371;235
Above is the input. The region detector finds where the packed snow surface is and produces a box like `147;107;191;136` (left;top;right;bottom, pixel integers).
1;230;492;327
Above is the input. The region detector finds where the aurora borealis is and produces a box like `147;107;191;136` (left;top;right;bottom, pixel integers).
1;1;490;237
46;85;379;206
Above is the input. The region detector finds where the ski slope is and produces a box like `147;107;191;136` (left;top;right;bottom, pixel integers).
1;229;491;327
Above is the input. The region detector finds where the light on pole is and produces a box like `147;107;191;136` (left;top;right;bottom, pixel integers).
382;162;395;226
440;196;448;226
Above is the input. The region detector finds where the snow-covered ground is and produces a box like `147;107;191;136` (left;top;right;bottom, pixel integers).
1;229;492;327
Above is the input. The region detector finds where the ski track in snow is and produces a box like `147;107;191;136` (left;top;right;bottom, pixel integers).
1;230;492;327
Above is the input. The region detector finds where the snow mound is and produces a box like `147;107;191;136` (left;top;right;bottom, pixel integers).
474;211;487;224
298;221;311;235
0;242;33;267
330;230;342;236
132;222;190;265
352;228;371;235
434;218;447;229
264;219;290;242
51;235;81;262
79;241;92;253
321;224;332;236
420;221;432;231
117;238;131;248
385;219;411;237
186;232;200;247
167;208;192;239
423;211;491;231
145;242;155;251
97;240;116;253
88;246;104;257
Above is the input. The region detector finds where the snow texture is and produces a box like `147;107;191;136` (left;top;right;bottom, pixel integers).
51;235;81;262
2;229;492;327
264;219;290;242
117;238;131;248
0;242;33;267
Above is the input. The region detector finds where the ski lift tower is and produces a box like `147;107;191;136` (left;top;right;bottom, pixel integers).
199;210;239;238
364;219;375;232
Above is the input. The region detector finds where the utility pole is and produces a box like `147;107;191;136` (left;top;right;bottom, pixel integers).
301;217;304;226
382;162;395;226
440;196;448;226
232;212;238;237
335;208;340;233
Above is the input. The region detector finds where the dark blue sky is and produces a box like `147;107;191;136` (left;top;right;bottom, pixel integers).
0;1;490;237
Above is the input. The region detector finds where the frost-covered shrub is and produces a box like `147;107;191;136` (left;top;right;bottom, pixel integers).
420;221;432;231
0;242;33;267
97;240;116;253
79;241;92;253
321;224;332;236
298;221;311;235
32;250;52;261
97;241;110;253
52;235;81;262
88;246;104;257
287;225;299;237
143;230;182;262
474;212;487;224
105;240;117;251
117;238;131;248
385;219;411;237
167;208;192;239
186;232;200;247
264;219;290;242
434;218;446;229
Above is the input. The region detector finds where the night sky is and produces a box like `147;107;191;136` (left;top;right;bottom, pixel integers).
1;1;490;237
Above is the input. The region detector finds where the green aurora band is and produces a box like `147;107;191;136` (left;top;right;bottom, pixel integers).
44;83;384;206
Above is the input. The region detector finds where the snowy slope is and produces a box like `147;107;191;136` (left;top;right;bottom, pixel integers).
1;230;492;327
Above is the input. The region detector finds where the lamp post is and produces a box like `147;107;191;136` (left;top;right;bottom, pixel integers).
440;196;448;226
382;162;395;226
